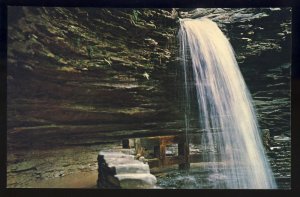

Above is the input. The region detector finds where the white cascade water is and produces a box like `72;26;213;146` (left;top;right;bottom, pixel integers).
179;18;277;189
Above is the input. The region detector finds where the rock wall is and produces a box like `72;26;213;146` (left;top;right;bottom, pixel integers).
8;7;291;151
7;7;183;151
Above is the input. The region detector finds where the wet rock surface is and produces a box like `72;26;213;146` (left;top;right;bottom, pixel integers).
8;7;181;149
7;8;291;188
179;8;291;63
6;143;111;188
98;151;157;189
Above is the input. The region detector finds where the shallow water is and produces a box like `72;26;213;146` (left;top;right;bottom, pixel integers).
156;138;290;189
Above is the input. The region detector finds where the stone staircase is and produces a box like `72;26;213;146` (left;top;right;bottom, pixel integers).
97;151;157;189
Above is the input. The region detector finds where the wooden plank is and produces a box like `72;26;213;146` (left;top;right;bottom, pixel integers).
160;135;183;145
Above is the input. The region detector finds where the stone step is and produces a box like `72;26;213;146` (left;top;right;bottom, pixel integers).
98;151;135;165
99;151;135;159
114;173;157;189
114;163;150;174
98;150;157;189
105;157;144;168
100;162;150;174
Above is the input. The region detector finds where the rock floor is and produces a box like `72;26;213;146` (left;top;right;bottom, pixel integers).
7;142;120;188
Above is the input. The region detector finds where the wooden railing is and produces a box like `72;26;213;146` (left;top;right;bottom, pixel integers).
122;134;220;170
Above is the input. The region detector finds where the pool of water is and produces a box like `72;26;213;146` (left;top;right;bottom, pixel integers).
155;138;291;189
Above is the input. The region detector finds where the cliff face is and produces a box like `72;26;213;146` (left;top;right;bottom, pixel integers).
7;7;292;151
8;7;182;150
179;8;291;63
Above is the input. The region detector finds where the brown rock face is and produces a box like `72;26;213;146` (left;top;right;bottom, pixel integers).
7;7;183;151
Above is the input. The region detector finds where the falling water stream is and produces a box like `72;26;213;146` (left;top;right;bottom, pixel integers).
178;18;277;189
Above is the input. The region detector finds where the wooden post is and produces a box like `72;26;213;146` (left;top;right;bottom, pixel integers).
153;144;166;167
178;140;190;170
159;144;166;167
152;146;160;168
122;139;130;149
124;135;194;169
154;146;160;158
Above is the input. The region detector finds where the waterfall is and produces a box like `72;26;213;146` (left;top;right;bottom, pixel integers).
178;18;277;189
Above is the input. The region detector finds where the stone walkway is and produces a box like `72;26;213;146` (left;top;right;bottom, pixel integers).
97;151;157;189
